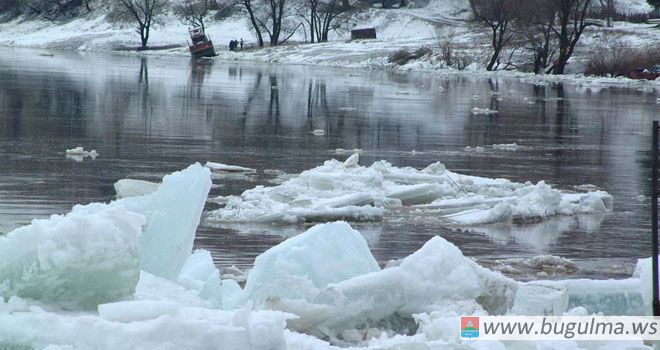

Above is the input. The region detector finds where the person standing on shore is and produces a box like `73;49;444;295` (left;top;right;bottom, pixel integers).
240;38;244;50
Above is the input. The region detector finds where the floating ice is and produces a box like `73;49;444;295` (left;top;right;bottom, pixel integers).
464;146;485;153
204;161;256;174
334;148;363;155
114;179;159;199
311;129;326;136
207;155;612;226
72;163;212;280
0;206;144;310
493;255;578;277
245;221;380;305
471;107;498;115
492;143;520;151
65;146;98;158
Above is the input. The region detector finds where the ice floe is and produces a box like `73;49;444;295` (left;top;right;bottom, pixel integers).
65;146;98;158
493;255;579;277
71;163;212;280
311;129;326;136
470;107;498;115
65;146;98;161
0;206;144;310
0;163;652;349
492;143;520;151
206;154;613;226
204;161;257;174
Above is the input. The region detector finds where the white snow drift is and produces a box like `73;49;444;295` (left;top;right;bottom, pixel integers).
206;154;613;226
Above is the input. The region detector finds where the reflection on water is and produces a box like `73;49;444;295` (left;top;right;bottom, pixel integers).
0;48;657;279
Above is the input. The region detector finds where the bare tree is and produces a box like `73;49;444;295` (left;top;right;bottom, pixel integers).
3;0;90;19
598;0;614;27
244;0;300;46
470;0;516;71
243;0;265;47
299;0;348;42
116;0;167;49
548;0;593;74
174;0;212;31
516;0;557;74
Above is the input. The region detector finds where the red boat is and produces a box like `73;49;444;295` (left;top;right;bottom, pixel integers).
188;28;216;58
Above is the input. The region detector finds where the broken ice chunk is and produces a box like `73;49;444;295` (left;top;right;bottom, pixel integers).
245;221;380;305
72;163;212;281
114;179;159;199
471;107;498;115
510;283;568;316
0;206;144;310
65;146;98;160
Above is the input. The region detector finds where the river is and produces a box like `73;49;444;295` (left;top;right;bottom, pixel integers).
0;47;656;280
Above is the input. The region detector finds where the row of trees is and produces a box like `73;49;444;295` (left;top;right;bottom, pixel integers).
118;0;351;49
470;0;602;74
0;0;90;19
0;0;350;49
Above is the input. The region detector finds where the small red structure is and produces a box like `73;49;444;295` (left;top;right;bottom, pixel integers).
188;28;216;58
631;65;660;80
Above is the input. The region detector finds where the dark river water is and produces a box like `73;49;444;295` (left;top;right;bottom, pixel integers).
0;47;657;280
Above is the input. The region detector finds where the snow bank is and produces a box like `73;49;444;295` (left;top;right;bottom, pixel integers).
245;222;380;305
114;179;159;199
72;163;212;280
0;206;144;310
207;154;612;226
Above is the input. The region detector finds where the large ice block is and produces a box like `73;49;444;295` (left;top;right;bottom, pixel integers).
245;221;380;305
0;206;144;309
315;235;518;334
73;163;212;280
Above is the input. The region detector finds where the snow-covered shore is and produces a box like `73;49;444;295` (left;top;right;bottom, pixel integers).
2;0;660;90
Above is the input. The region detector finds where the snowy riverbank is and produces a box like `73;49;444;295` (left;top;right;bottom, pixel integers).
2;0;660;90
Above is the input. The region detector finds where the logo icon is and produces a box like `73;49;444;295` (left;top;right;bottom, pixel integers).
461;317;480;338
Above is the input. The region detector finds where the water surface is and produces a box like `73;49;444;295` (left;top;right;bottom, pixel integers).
0;47;656;280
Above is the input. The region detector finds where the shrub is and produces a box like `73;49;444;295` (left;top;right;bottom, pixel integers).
388;46;432;65
584;44;660;77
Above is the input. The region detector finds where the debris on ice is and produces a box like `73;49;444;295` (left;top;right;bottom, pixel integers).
493;255;578;277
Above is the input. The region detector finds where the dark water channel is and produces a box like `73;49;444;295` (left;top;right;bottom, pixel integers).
0;47;657;280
